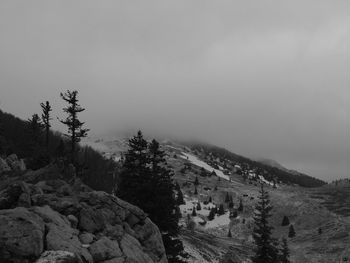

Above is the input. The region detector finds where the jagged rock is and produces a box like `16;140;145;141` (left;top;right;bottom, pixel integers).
0;171;168;263
133;218;166;262
88;236;123;262
79;232;95;244
67;214;78;228
120;234;154;263
79;207;105;233
104;224;124;241
0;181;31;209
35;250;79;263
34;206;92;263
0;157;11;173
102;257;125;263
0;207;45;261
6;154;26;171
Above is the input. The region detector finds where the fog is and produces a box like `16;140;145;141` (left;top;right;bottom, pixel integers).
1;1;350;181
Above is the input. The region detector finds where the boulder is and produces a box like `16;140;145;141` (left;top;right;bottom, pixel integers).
120;234;154;263
78;207;105;233
32;206;92;263
88;236;123;262
79;232;95;245
0;207;45;261
67;214;78;228
35;250;79;263
0;181;31;209
0;157;11;173
6;154;26;171
133;218;166;261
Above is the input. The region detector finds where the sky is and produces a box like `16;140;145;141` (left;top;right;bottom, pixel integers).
1;1;350;181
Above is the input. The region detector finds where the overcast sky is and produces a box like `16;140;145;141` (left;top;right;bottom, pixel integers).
1;1;350;181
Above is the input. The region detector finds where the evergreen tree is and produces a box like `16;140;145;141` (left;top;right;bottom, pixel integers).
225;192;230;203
281;216;290;226
194;186;198;195
27;114;44;144
118;135;186;263
176;188;185;205
238;199;243;212
218;204;225;215
208;208;215;221
208;196;212;203
118;131;150;208
229;200;234;209
252;184;279;263
59;90;89;163
228;229;232;238
194;176;199;185
279;238;290;263
318;227;322;235
40;101;52;152
192;207;197;216
288;225;296;238
196;202;201;211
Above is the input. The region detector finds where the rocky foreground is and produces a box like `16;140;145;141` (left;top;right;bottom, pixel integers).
0;162;167;263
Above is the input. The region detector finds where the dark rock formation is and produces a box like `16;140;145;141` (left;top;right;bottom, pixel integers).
0;165;167;263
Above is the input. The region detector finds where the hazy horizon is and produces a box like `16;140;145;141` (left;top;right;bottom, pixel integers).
2;1;350;181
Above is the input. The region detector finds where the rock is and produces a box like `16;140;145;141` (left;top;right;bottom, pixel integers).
35;181;54;193
17;192;31;207
0;157;11;173
67;214;78;228
104;224;124;241
133;218;166;262
0;207;45;261
35;250;79;263
0;181;31;209
78;207;105;233
102;257;125;263
32;206;92;263
79;232;95;244
6;154;26;171
120;234;154;263
88;236;123;262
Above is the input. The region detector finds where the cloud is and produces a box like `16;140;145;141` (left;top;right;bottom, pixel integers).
1;0;350;181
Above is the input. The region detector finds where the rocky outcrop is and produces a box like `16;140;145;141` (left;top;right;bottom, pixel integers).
0;166;168;263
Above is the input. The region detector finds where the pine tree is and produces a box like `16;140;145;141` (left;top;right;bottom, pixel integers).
238;199;243;212
208;196;212;203
252;184;279;263
196;202;201;211
194;186;198;195
288;225;296;238
318;227;322;235
118;136;186;263
117;131;150;208
192;207;197;216
228;229;232;238
281;216;290;226
27;114;44;144
176;188;185;205
218;204;225;215
208;208;215;221
40;101;52;152
279;238;290;263
194;176;199;185
59;90;89;163
225;192;230;203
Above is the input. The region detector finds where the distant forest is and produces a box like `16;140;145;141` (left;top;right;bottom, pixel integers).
188;142;326;188
0;109;116;192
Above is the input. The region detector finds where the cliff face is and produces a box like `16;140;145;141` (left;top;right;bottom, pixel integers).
0;164;168;263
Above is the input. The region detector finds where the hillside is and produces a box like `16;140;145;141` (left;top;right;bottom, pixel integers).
84;136;348;263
